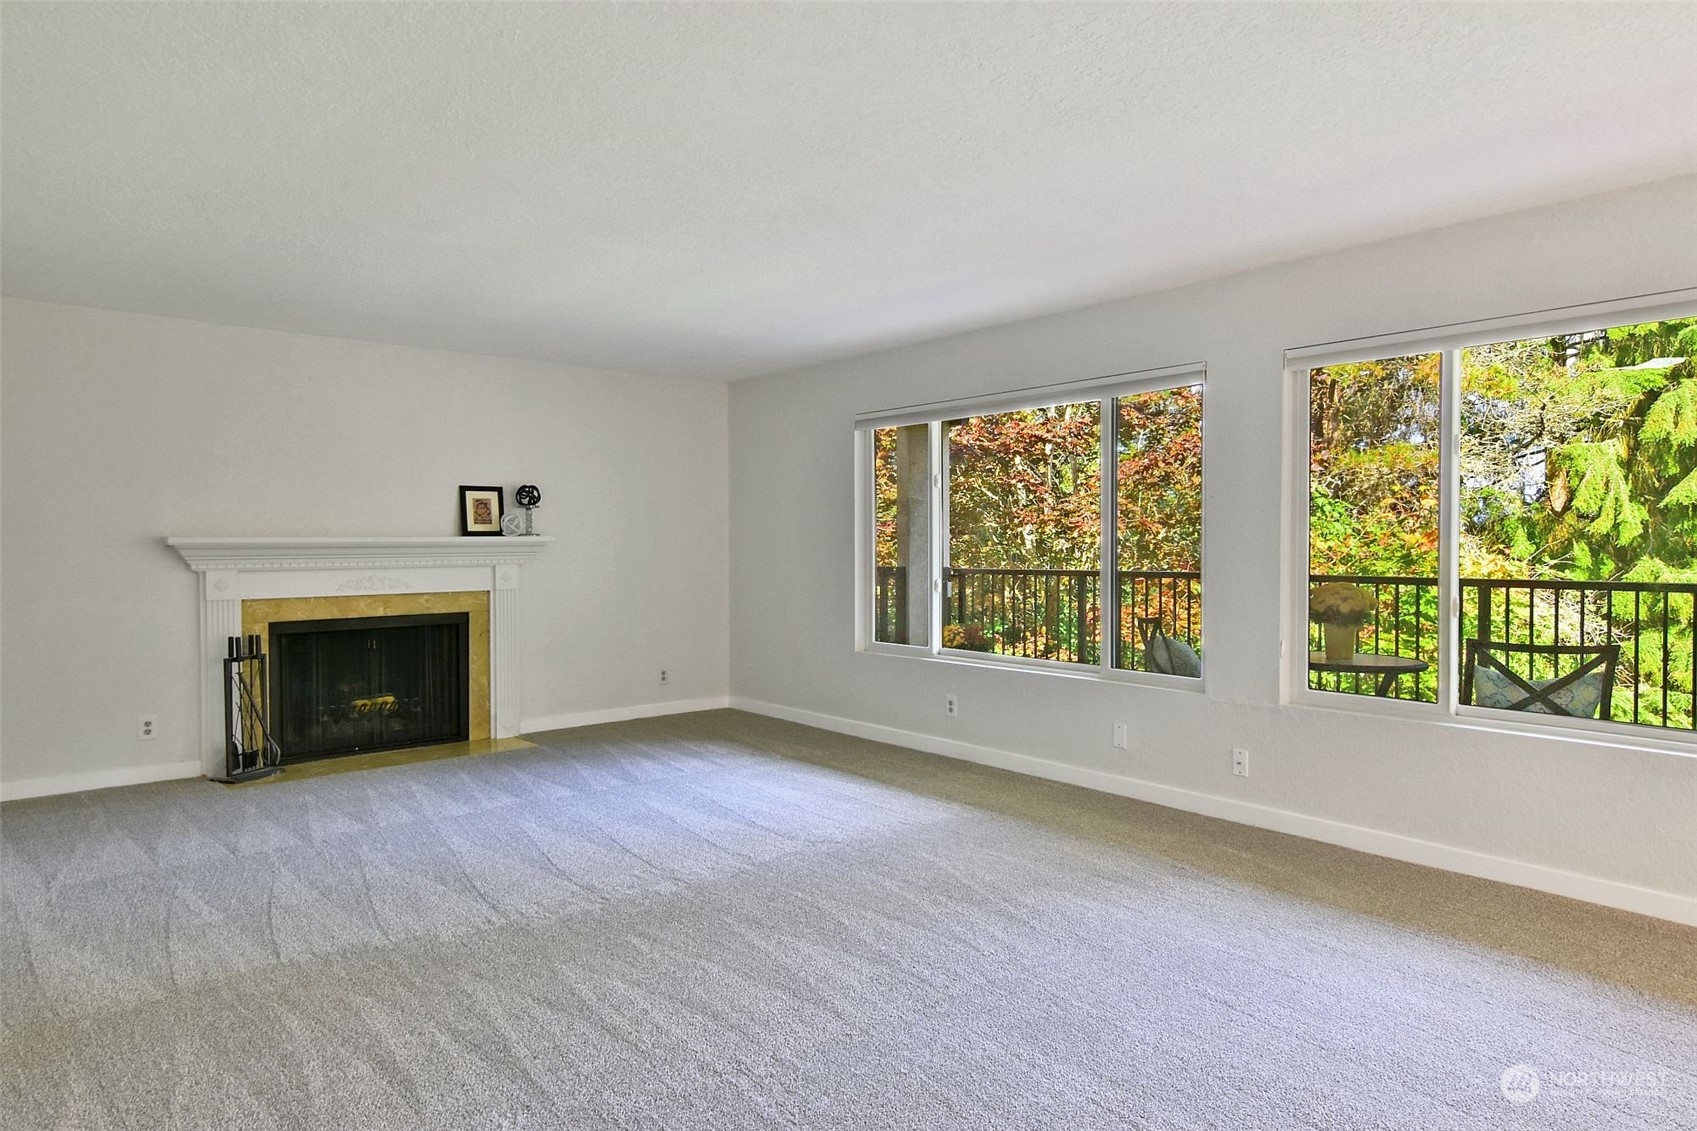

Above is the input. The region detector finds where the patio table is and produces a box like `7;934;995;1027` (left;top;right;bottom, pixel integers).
1309;651;1430;697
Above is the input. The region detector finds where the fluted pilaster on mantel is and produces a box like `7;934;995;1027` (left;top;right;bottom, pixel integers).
494;565;523;739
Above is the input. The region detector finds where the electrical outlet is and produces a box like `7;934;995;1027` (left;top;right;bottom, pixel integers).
1113;723;1128;750
1232;748;1249;777
945;694;958;718
660;669;669;685
138;715;158;741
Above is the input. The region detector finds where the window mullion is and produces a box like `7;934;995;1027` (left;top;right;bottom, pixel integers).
1438;349;1462;713
929;420;946;655
1285;366;1309;701
858;429;874;650
1099;397;1118;673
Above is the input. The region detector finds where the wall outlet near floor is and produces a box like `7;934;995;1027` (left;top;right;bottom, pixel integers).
1232;748;1249;777
138;715;158;741
660;669;669;685
1113;723;1129;750
945;694;958;718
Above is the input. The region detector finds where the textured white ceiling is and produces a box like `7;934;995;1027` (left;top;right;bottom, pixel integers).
3;3;1694;379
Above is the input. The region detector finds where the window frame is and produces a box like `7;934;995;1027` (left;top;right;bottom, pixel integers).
1282;288;1697;746
857;362;1207;689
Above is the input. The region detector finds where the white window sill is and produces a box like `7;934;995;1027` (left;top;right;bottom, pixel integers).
860;641;1206;693
1291;686;1697;759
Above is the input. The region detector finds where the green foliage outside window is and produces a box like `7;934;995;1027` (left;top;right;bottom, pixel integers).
1311;318;1697;727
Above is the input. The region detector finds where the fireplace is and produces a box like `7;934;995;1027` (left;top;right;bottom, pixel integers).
270;613;470;761
167;536;550;777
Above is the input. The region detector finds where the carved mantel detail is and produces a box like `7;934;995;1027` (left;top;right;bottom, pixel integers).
336;574;411;593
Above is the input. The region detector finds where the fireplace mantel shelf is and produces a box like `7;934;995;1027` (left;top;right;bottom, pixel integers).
166;536;552;572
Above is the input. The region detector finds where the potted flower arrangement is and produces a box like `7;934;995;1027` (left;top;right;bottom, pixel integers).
1309;583;1375;662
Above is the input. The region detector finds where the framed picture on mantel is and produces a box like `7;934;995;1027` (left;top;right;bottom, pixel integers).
458;485;504;536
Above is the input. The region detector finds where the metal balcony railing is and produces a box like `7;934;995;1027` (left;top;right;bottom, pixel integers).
872;565;1697;730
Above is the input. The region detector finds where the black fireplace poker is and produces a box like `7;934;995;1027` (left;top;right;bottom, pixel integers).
216;633;284;783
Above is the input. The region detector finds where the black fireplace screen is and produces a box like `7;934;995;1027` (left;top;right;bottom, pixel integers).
270;613;470;760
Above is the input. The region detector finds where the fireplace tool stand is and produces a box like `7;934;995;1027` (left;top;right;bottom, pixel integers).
216;634;283;783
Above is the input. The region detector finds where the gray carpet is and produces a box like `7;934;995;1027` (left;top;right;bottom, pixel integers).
3;709;1694;1129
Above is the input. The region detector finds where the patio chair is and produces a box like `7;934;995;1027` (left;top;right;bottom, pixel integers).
1137;617;1201;678
1461;639;1619;719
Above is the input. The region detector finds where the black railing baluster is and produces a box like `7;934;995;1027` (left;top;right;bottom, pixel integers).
1121;575;1131;667
1392;581;1402;665
1527;585;1536;660
1370;581;1381;655
1020;574;1030;657
880;569;888;639
1634;591;1643;724
1033;573;1042;658
1662;591;1671;726
994;572;1002;650
1033;573;1043;657
894;566;905;643
875;569;886;640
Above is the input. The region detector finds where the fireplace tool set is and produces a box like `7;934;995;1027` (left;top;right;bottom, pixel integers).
216;633;283;783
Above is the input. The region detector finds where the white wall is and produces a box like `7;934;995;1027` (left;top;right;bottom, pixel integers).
728;175;1697;918
1;299;730;794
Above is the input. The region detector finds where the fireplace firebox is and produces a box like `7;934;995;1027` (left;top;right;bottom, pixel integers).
269;613;470;761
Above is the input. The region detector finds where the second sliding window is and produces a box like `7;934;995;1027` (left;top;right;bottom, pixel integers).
866;367;1204;680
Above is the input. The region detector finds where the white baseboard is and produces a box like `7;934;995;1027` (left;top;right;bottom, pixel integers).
0;699;735;801
0;759;203;802
728;696;1697;928
522;696;731;736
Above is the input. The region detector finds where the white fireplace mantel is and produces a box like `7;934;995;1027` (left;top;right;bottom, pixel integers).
167;535;552;572
167;536;551;775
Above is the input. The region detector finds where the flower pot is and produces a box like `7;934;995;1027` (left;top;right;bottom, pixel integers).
1323;622;1359;663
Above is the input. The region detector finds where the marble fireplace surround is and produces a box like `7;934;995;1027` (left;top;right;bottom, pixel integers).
167;537;551;777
